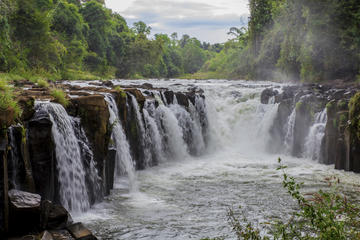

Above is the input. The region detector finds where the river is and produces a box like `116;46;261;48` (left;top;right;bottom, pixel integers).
73;79;360;239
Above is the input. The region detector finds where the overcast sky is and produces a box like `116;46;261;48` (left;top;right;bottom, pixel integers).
105;0;249;43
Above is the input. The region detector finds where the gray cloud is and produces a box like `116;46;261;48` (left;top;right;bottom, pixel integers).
120;0;249;43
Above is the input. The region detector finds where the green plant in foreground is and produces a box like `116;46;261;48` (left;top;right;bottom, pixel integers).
226;158;360;240
51;88;69;107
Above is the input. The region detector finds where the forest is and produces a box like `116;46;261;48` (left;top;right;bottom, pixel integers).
1;0;360;82
0;0;222;81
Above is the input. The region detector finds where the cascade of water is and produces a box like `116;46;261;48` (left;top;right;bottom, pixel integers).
130;95;152;167
155;104;189;159
303;108;328;161
257;103;280;150
284;108;297;154
103;94;138;191
8;126;19;189
72;118;101;202
169;103;205;156
38;102;90;213
143;106;165;164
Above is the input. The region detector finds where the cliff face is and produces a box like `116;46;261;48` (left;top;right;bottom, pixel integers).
0;81;207;238
262;83;360;172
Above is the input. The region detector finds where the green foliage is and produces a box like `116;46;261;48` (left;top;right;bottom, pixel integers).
349;92;360;141
37;79;49;88
51;88;68;107
0;79;21;118
226;158;360;239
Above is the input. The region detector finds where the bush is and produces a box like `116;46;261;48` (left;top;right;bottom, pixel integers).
37;79;49;88
51;88;69;107
0;79;21;118
226;158;360;240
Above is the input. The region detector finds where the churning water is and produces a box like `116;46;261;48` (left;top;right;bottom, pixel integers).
74;80;360;239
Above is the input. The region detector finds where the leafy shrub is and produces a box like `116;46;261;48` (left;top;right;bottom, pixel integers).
37;79;49;88
0;79;21;118
51;88;69;107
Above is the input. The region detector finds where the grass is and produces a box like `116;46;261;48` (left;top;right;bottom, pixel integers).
37;79;49;88
0;79;21;119
114;86;127;98
51;88;69;107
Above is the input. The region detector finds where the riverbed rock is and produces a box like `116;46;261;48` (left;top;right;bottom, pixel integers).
261;88;278;104
8;190;41;235
67;223;97;240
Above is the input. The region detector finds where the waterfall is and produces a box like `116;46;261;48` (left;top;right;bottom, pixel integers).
143;106;165;164
8;126;19;189
103;94;138;191
130;94;152;167
72;118;101;202
303;109;327;161
284;108;296;154
169;103;205;156
38;102;90;213
155;104;189;159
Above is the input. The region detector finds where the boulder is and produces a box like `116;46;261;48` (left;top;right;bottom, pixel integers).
8;190;41;235
50;230;75;240
41;200;71;230
67;223;97;240
260;88;278;104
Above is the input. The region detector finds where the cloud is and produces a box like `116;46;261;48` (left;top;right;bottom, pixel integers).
107;0;249;43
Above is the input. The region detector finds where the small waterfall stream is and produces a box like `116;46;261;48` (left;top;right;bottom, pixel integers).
304;109;328;161
38;102;91;213
284;108;296;154
8;126;19;189
103;94;138;191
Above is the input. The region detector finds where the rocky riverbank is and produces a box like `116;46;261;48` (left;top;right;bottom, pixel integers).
0;80;207;239
261;82;360;172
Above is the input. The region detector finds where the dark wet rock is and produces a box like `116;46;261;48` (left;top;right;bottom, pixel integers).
163;91;174;104
50;230;75;240
0;135;9;236
102;81;113;88
260;88;278;104
175;92;189;108
41;200;71;230
141;83;153;89
0;108;15;128
8;190;41;235
28;110;56;201
67;223;97;240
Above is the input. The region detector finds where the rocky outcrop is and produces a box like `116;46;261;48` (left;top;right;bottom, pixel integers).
7;189;95;239
264;83;360;171
28;110;57;202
